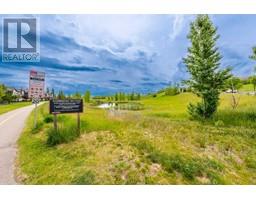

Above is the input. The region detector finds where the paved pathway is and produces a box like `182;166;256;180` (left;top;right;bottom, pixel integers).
0;104;36;184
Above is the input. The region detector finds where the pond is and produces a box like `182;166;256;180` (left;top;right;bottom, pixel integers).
98;102;144;111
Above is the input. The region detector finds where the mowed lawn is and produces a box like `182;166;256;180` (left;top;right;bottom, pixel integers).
17;93;256;184
0;102;31;115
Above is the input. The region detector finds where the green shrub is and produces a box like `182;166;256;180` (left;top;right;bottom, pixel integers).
165;87;180;96
46;129;64;146
44;115;53;123
46;124;80;146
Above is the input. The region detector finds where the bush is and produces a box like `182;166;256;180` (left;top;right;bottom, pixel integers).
46;129;64;146
165;87;180;96
44;115;53;123
46;124;80;146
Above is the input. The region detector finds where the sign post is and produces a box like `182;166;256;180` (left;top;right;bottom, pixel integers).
77;112;80;133
49;99;83;132
29;70;45;129
32;96;40;128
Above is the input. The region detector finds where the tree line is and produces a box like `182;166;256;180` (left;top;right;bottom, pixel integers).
51;89;141;103
107;92;141;101
49;89;91;103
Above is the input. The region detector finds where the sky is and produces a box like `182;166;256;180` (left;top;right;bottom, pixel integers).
0;14;256;95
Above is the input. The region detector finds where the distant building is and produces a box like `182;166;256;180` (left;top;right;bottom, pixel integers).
6;87;29;101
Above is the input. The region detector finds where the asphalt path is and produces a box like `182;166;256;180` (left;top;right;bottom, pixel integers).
0;103;39;184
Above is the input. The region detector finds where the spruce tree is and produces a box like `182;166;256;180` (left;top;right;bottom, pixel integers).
249;48;256;92
84;90;91;103
183;15;231;119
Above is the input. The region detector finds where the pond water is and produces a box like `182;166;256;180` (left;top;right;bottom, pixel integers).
98;103;116;109
98;102;144;111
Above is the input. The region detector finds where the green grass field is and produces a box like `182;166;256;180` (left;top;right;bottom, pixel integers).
17;93;256;184
0;102;31;115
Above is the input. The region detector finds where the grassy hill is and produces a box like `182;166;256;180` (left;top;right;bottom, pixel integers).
17;93;256;184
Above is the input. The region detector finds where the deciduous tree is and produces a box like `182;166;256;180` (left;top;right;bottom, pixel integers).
183;15;231;119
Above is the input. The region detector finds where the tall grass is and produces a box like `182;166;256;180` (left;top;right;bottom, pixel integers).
214;108;256;128
46;124;80;146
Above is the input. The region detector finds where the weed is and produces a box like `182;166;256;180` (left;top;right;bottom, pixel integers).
214;120;224;127
31;121;44;134
125;170;141;184
72;170;95;185
245;156;256;169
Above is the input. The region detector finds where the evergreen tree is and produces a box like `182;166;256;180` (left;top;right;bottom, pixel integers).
115;93;118;101
183;15;231;119
57;90;65;100
249;47;256;60
121;92;125;101
127;93;131;101
84;90;91;103
137;93;141;100
250;75;256;92
248;45;256;92
46;87;50;95
51;88;55;98
130;92;135;101
74;91;81;99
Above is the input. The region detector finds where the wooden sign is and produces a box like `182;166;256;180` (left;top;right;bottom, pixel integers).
49;99;83;114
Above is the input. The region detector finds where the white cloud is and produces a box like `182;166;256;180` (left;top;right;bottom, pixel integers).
169;15;185;41
2;14;255;94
